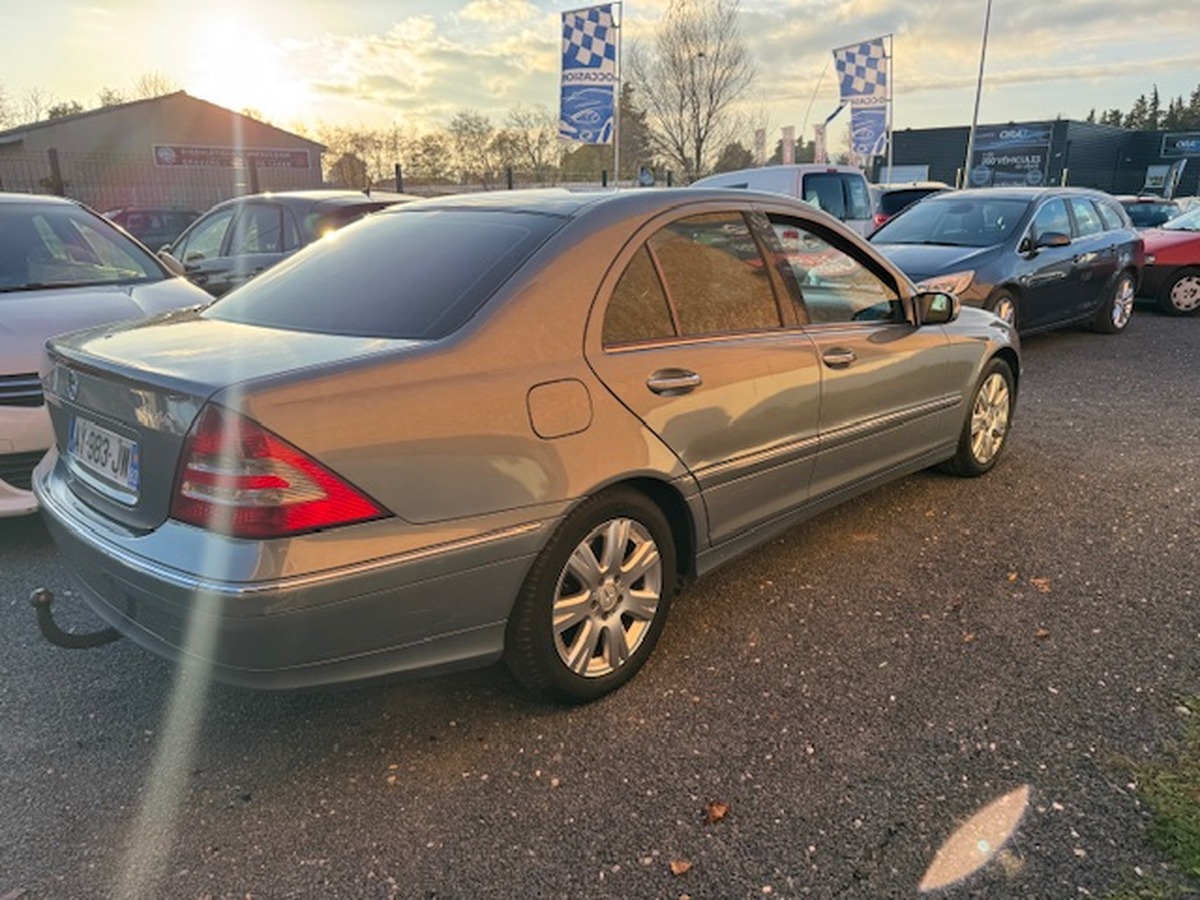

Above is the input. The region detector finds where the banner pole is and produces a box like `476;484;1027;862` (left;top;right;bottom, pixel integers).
886;33;894;181
613;2;622;186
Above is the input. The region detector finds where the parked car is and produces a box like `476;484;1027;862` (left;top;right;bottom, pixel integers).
34;188;1018;701
690;164;875;235
161;189;418;297
102;206;199;249
0;192;211;518
1116;194;1182;230
870;187;1143;335
1137;205;1200;315
869;181;952;230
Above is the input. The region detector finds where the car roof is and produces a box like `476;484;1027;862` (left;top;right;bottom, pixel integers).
208;189;420;212
373;186;836;221
0;192;79;207
923;186;1111;202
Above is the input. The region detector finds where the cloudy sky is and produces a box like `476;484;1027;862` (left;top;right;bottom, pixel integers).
3;0;1198;143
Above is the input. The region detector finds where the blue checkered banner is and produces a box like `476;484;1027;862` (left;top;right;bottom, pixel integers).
560;4;618;144
850;106;888;157
833;37;888;108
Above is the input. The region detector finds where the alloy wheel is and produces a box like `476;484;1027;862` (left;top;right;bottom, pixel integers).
970;372;1011;466
551;517;663;678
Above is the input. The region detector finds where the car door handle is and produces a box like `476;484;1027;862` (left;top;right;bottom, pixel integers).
821;348;857;369
646;368;702;395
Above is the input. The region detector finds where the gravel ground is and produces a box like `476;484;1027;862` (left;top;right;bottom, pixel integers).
1;310;1197;900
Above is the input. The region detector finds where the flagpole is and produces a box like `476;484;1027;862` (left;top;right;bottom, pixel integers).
886;33;894;181
613;2;622;186
964;0;993;187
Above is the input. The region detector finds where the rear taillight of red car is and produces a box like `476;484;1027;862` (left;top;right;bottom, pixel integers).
170;404;386;539
873;212;890;228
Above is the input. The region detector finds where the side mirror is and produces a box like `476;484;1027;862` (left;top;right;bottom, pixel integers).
1035;231;1071;250
157;249;185;277
916;291;960;326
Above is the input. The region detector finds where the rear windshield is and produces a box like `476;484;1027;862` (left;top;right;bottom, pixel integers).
1123;201;1178;228
879;188;944;216
205;208;565;339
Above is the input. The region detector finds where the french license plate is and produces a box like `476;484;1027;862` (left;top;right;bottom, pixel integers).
69;415;140;494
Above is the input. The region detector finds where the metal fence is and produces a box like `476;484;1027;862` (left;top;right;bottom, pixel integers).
0;149;322;213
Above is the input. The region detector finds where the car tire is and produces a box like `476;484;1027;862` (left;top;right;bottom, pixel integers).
1093;270;1135;333
504;487;677;703
985;289;1019;331
940;357;1015;478
1157;267;1200;316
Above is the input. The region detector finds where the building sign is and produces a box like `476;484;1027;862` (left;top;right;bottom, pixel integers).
153;145;311;169
1161;133;1200;158
969;124;1052;187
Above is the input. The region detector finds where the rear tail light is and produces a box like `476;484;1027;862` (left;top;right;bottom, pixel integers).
873;212;890;228
170;404;386;538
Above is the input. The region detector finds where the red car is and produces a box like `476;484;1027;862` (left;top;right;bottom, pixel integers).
1139;206;1200;315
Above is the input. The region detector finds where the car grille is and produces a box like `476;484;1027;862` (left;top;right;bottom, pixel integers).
0;450;45;491
0;373;44;407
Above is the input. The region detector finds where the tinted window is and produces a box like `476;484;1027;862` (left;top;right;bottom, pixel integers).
0;202;162;292
206;209;564;339
603;246;675;346
1030;198;1071;241
1122;201;1177;228
878;188;945;216
648;212;780;336
871;197;1028;247
802;173;871;221
768;215;901;324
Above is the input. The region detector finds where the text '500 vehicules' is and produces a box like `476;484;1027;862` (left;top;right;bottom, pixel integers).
35;189;1019;703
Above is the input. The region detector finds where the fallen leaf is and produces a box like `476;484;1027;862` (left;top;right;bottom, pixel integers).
1035;628;1050;640
1006;572;1019;583
669;859;692;876
962;632;976;643
1030;577;1052;593
705;800;730;825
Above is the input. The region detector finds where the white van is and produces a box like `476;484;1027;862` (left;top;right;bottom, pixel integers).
690;164;874;236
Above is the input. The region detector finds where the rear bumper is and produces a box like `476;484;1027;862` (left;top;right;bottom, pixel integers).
34;452;550;689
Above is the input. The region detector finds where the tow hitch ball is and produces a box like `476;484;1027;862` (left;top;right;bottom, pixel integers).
29;587;121;649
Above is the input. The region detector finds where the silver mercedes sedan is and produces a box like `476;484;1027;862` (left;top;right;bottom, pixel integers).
34;188;1019;702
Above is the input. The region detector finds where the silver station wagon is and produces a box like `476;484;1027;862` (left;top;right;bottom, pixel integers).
34;189;1020;702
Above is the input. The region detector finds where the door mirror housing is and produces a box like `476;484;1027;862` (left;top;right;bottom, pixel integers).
916;291;960;325
157;249;186;277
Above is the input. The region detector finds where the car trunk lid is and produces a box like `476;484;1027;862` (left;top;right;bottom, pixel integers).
44;311;415;531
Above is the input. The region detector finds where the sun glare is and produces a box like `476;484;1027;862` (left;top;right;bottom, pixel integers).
185;16;310;123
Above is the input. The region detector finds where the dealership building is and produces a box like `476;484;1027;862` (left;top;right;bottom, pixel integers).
878;119;1200;197
0;92;324;212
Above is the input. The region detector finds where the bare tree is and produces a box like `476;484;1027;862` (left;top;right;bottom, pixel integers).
98;86;125;107
20;86;52;124
447;110;500;188
132;71;180;99
0;82;13;128
626;0;756;181
502;105;561;183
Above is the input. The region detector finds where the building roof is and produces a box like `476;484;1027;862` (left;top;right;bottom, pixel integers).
0;91;324;151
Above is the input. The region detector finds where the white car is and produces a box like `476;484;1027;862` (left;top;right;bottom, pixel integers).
0;192;211;517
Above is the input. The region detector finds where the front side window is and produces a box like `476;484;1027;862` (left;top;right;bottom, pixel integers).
647;212;781;336
1030;198;1070;242
174;208;234;262
768;215;902;324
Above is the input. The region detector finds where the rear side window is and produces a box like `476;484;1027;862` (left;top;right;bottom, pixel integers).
1069;198;1103;237
603;246;675;345
802;173;871;221
206;209;564;339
